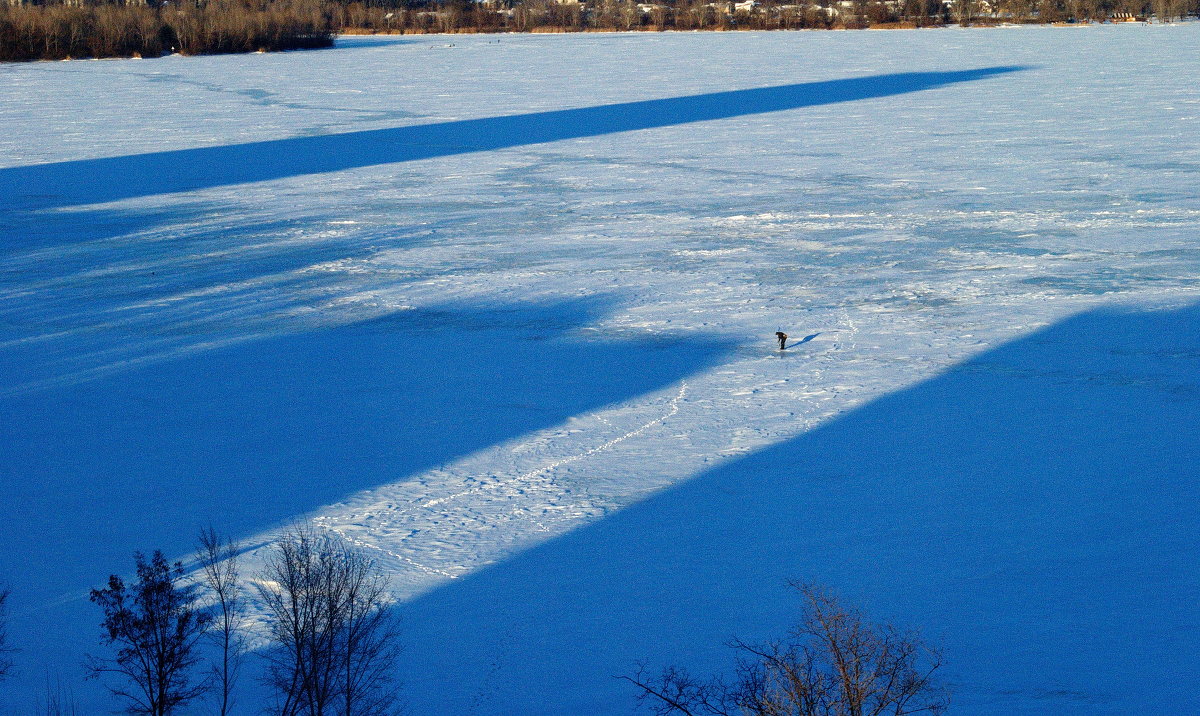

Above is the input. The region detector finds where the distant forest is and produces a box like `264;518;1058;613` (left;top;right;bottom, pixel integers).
339;0;1197;33
0;0;334;61
1;0;1197;61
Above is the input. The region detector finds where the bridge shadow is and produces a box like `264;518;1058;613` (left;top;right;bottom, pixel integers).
0;67;1025;213
392;301;1200;715
0;296;734;702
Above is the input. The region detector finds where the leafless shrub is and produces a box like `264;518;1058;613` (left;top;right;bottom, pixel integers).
257;523;402;716
623;581;949;716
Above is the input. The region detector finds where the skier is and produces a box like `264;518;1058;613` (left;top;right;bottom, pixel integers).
776;331;788;350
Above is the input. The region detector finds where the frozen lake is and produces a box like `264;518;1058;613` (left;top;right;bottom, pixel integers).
1;25;1199;714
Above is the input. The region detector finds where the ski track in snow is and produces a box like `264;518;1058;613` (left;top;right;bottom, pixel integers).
419;380;689;510
307;380;693;586
289;302;865;599
303;378;725;591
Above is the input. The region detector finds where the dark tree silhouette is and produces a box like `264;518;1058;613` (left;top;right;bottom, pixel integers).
87;551;212;716
0;585;13;682
258;523;402;716
623;582;948;716
38;675;82;716
196;527;246;716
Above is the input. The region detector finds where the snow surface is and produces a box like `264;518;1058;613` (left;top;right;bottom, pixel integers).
1;25;1199;714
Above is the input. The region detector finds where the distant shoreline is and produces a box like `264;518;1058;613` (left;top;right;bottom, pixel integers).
2;0;1189;64
337;19;1157;35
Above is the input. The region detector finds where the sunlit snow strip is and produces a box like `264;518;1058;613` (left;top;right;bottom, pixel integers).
224;308;858;604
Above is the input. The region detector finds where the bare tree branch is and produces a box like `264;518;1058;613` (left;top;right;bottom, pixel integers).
0;586;14;682
624;582;948;716
87;551;212;716
257;523;401;716
196;527;246;716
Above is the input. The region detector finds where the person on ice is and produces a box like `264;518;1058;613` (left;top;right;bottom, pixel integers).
776;331;788;350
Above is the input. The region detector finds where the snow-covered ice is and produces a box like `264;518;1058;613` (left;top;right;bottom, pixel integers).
1;25;1199;714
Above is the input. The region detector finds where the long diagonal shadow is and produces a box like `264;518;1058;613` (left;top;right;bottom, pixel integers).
0;67;1025;211
0;297;735;706
391;301;1200;715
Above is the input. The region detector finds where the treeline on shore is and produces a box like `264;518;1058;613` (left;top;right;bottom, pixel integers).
337;0;1197;34
0;0;333;62
1;0;1197;62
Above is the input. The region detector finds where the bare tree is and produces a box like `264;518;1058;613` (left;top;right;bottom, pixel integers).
196;527;247;716
623;582;949;716
0;585;13;682
1151;0;1188;18
39;674;82;716
87;551;212;716
257;523;402;716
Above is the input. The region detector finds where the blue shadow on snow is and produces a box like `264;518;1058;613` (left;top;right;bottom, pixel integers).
0;296;734;694
390;301;1200;715
0;67;1025;211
